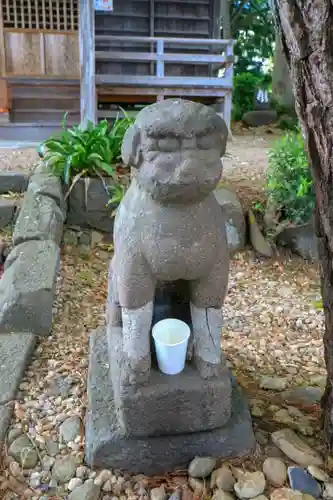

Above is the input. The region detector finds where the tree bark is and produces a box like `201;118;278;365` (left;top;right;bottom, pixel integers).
272;32;295;111
272;0;333;448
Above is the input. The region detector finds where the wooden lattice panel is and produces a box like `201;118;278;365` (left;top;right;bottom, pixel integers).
2;0;78;31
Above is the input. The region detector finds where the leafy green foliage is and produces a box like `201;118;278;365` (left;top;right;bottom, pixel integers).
38;112;134;185
267;132;315;225
230;0;274;75
232;72;263;120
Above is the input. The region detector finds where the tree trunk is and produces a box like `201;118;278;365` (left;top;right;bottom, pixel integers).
273;0;333;448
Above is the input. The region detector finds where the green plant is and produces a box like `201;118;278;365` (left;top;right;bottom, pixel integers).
38;111;134;187
107;182;128;217
232;72;263;121
267;131;315;225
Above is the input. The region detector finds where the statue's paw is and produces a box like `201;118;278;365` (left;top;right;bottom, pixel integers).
122;355;151;387
194;354;222;380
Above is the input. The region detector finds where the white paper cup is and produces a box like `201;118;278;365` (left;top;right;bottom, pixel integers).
152;318;191;375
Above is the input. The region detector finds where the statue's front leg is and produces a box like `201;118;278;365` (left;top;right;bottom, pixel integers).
122;301;154;386
190;256;229;379
116;258;155;387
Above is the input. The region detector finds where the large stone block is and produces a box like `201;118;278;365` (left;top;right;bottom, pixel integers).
0;333;36;404
214;187;246;253
277;222;318;261
85;328;255;475
28;169;66;213
0;199;16;228
66;177;116;233
0;240;60;335
108;323;232;438
0;171;30;194
242;110;278;127
13;191;64;246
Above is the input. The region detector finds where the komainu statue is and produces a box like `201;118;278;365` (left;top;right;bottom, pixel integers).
108;98;230;386
85;99;255;474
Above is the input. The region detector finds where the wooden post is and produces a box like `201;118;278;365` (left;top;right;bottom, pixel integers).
79;0;97;128
156;39;164;78
223;40;234;135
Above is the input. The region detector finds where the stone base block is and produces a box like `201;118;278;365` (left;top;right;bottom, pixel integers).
108;324;232;438
85;328;256;475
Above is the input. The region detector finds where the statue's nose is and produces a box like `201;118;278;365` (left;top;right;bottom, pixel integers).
182;138;197;149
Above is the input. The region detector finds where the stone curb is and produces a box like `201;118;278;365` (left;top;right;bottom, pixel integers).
0;169;66;335
0;333;36;445
0;171;30;194
0;240;60;335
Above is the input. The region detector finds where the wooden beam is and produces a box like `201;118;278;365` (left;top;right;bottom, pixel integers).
95;35;234;46
95;51;233;65
79;0;96;128
96;74;233;89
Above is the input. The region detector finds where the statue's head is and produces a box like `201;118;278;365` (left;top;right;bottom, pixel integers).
121;99;228;203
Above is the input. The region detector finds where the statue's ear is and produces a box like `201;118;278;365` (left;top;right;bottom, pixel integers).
121;124;142;168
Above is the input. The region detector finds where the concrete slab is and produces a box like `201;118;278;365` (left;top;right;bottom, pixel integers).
0;333;36;404
85;328;256;475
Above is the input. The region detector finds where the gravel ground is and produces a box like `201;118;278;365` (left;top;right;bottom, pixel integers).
0;133;329;500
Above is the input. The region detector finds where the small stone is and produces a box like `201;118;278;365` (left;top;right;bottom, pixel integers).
59;416;81;443
263;458;287;486
270;489;304;500
45;437;59;457
7;428;23;445
307;465;330;482
9;461;23;478
188;456;217;478
282;388;323;406
8;435;38;469
212;492;236;500
94;469;112;486
253;497;269;500
234;471;266;499
323;483;333;499
274;409;294;426
63;230;79;246
272;429;324;467
68;477;83;491
150;485;167;500
76;465;89;479
41;455;55;471
188;477;205;494
68;479;101;500
52;456;77;483
29;471;41;488
211;465;235;491
260;376;288;391
103;480;113;492
287;467;321;498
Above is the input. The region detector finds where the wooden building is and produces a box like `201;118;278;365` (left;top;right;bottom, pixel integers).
0;0;234;141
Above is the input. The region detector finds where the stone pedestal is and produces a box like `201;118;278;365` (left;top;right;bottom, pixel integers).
108;323;232;437
85;328;256;475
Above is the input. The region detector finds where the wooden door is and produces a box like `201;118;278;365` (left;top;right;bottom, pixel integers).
0;0;80;79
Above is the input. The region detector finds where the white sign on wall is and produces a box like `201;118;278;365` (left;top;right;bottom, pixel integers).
94;0;113;11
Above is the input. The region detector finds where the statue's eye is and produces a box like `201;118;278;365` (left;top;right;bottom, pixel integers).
197;135;217;150
157;138;180;152
145;138;158;150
